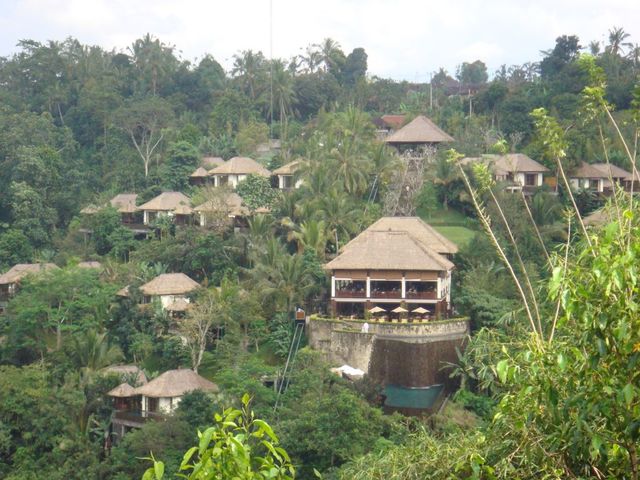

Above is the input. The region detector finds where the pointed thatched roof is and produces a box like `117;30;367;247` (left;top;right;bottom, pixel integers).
107;382;137;397
272;160;302;176
0;263;59;285
190;167;210;178
137;192;192;212
140;273;200;296
365;217;458;255
325;230;454;271
385;115;454;144
209;157;271;176
202;156;225;170
110;193;138;213
116;285;130;297
134;369;219;398
104;365;148;385
570;162;608;179
489;154;548;174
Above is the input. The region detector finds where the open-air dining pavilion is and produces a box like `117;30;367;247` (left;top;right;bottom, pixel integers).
325;217;456;319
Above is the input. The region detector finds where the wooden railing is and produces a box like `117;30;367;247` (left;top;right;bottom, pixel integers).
370;291;402;299
405;291;437;300
113;410;164;425
335;290;366;298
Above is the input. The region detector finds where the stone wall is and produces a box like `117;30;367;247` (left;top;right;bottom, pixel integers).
306;316;469;374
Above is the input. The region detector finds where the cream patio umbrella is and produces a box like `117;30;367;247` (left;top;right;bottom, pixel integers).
368;306;386;313
412;307;428;314
391;306;408;313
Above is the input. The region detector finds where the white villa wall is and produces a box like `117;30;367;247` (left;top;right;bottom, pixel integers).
213;174;247;189
570;178;604;192
158;294;190;310
277;175;303;189
142;395;183;414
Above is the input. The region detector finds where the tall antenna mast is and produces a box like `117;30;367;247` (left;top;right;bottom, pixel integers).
269;0;274;139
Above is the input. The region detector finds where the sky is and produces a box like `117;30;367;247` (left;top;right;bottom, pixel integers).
0;0;639;81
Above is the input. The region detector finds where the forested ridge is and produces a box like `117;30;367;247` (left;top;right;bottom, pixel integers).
0;27;640;479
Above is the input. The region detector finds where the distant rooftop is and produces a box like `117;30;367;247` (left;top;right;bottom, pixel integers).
385;115;453;144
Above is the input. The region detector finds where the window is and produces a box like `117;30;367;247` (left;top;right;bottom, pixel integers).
147;397;159;412
282;175;293;189
524;174;537;186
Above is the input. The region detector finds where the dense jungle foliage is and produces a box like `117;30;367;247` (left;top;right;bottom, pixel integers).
1;27;640;479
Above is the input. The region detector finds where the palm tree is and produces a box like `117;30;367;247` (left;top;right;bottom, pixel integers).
627;44;640;70
317;38;343;73
607;26;632;56
260;253;313;313
69;329;123;373
300;45;322;73
316;189;361;252
287;219;328;258
267;60;297;140
433;156;461;210
232;50;266;101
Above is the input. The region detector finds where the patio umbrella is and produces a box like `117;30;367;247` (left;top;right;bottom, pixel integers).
368;306;386;313
391;306;408;313
412;307;428;314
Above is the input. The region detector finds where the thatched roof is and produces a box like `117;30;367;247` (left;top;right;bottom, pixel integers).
104;365;148;385
134;369;219;398
194;193;269;217
584;208;615;227
462;154;548;175
140;273;200;296
592;163;637;181
272;160;302;176
0;263;59;285
166;298;191;312
325;230;454;271
385;115;454;144
173;204;194;215
202;156;225;169
570;162;608;179
190;167;209;178
380;114;406;130
116;285;130;297
138;192;192;212
107;382;137;397
364;217;458;255
491;154;548;174
80;205;101;214
77;261;102;269
209;157;271;176
110;193;138;213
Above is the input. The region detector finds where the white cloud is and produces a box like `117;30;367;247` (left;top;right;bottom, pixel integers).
0;0;639;80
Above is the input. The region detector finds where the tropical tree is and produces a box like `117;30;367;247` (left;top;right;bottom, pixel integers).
316;188;361;252
114;96;174;177
68;329;123;373
607;26;632;56
232;50;266;101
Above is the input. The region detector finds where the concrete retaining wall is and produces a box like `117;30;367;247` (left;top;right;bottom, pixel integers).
306;316;469;373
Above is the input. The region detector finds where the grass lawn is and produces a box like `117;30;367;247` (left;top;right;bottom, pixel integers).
432;225;477;248
417;205;478;248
